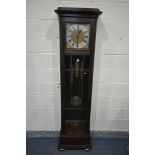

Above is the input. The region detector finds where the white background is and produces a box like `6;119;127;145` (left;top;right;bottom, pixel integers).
0;0;155;155
26;0;129;131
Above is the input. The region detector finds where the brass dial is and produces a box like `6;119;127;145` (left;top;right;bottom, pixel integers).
66;24;90;49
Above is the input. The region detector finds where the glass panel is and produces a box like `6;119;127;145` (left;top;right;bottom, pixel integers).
65;109;87;120
65;55;90;69
64;55;90;109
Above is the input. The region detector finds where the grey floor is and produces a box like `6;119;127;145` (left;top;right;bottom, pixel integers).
26;137;129;155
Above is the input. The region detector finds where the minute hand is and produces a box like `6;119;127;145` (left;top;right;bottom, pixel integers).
77;30;81;47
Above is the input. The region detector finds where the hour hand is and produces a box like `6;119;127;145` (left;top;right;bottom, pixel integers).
77;30;81;47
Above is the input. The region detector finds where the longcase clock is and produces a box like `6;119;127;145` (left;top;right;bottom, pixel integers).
55;7;102;151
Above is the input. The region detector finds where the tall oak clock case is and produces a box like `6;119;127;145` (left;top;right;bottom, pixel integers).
55;7;102;150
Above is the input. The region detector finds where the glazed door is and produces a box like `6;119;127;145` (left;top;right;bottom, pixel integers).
63;54;91;135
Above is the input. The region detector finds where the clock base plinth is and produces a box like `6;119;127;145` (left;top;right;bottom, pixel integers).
58;132;91;150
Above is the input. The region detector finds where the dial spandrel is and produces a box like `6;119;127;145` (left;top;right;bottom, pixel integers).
66;23;90;49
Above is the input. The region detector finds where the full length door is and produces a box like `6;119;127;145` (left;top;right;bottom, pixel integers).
63;54;91;135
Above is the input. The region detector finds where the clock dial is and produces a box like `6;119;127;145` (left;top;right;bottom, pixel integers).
66;23;90;49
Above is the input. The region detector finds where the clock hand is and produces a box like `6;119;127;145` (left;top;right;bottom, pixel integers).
77;30;81;47
76;25;79;46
